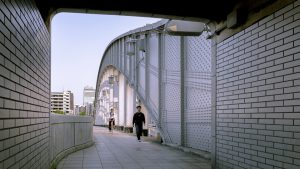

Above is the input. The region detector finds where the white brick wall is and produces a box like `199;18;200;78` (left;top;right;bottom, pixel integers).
216;1;300;168
0;0;50;169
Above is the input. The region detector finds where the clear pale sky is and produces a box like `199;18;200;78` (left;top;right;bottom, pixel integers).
51;13;160;105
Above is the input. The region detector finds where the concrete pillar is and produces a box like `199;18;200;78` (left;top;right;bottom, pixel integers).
118;74;125;127
125;83;134;128
95;99;104;125
140;102;149;128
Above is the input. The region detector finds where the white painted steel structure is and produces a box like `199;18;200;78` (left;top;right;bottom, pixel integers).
95;20;212;152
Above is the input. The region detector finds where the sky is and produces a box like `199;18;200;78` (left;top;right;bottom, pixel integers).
51;13;160;105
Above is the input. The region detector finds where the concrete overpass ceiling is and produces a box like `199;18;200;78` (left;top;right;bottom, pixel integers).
34;0;273;23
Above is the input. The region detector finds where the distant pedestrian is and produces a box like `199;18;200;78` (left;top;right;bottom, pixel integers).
133;105;145;142
108;108;115;132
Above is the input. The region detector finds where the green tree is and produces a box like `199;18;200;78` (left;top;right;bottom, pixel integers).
53;110;64;115
79;112;86;116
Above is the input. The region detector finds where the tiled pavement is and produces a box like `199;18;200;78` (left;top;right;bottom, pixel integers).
57;126;211;169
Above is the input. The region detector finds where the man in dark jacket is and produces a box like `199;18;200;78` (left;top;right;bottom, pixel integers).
133;105;145;142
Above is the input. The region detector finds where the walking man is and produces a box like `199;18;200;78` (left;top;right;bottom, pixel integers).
108;108;115;132
133;105;145;142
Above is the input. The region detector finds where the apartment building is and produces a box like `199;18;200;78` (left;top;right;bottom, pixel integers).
51;91;74;114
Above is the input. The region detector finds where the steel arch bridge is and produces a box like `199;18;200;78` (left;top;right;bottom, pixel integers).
95;19;212;153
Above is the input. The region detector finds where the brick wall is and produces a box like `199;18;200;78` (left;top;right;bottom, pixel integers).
0;0;50;168
216;1;300;168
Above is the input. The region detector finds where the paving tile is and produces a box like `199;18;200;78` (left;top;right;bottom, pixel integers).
82;164;102;168
57;126;211;169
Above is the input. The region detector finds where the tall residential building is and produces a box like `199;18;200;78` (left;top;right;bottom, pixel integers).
83;86;95;116
51;91;74;114
74;104;86;115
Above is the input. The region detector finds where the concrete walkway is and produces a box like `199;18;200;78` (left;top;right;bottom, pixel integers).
57;126;211;169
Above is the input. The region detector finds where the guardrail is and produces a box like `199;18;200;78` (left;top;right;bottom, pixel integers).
50;114;94;168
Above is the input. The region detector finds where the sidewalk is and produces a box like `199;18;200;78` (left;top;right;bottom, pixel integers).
57;126;211;169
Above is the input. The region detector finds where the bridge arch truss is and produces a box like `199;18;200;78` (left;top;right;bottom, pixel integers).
95;20;212;152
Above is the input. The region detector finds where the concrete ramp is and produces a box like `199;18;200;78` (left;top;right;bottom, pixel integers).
57;126;211;169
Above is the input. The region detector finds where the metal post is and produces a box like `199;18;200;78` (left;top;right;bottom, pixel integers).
124;79;127;131
158;33;163;129
135;36;138;90
180;36;186;147
145;34;149;104
132;89;136;126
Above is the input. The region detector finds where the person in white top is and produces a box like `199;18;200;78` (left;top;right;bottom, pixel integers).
108;108;115;131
